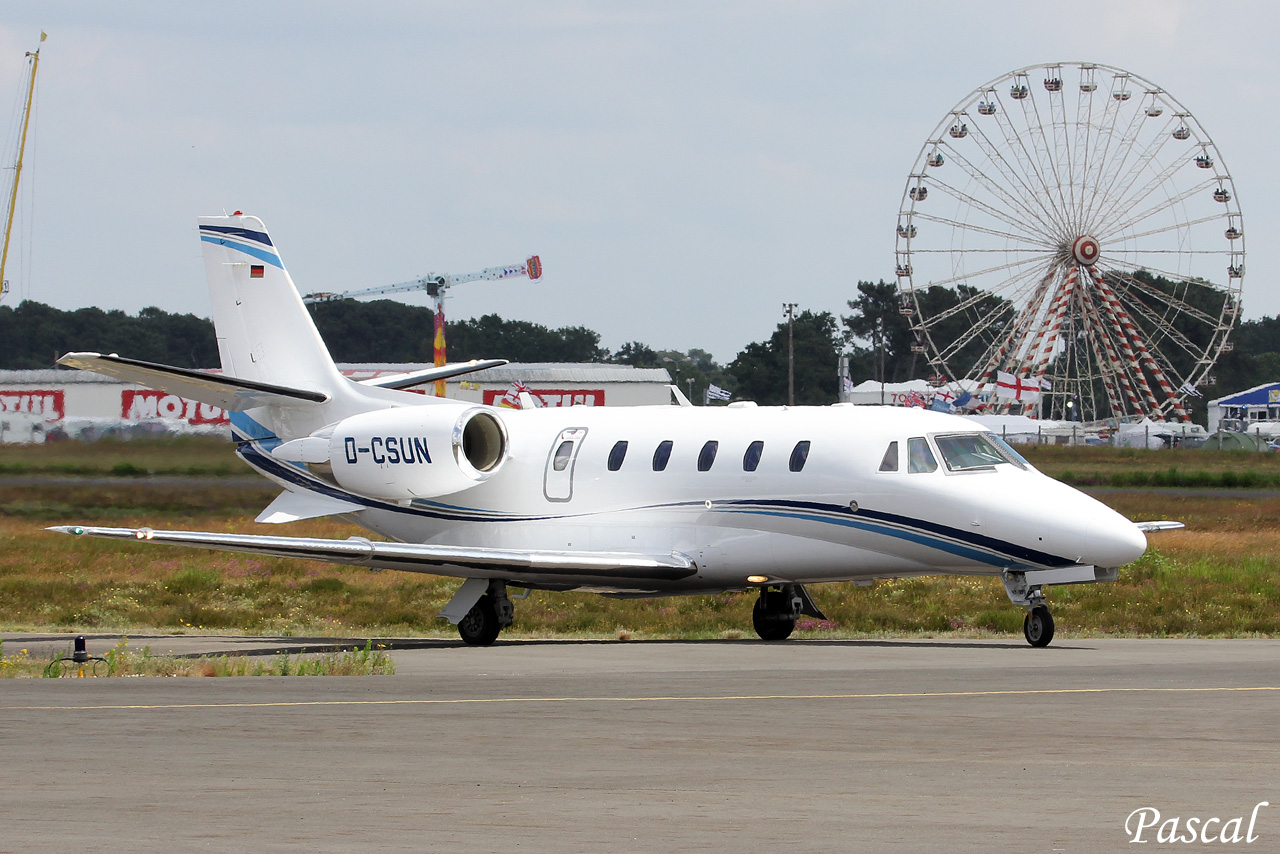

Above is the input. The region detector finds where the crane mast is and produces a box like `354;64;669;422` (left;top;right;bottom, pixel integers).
303;255;542;396
0;32;45;304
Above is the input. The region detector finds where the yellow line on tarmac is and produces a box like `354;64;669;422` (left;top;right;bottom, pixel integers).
2;685;1278;712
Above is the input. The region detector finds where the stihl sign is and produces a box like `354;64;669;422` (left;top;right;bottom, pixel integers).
0;390;65;422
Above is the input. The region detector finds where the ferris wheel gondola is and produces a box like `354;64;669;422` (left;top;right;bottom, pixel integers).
894;61;1244;424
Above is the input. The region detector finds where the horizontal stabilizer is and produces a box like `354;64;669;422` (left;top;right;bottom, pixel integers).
57;352;330;411
255;490;364;524
1134;520;1185;532
358;359;508;390
47;525;698;583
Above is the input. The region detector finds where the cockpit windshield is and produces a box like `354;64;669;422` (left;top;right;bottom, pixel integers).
934;432;1030;472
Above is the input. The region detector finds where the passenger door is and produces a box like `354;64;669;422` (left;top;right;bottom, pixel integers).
544;427;588;502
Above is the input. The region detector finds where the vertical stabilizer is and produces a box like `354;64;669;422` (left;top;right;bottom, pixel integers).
198;215;344;392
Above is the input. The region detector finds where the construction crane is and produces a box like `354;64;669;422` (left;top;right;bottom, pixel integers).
303;256;543;396
1;32;46;304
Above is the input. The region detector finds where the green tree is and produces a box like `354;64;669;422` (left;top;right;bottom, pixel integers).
611;341;660;367
727;310;840;405
655;348;736;404
0;301;219;369
842;280;916;383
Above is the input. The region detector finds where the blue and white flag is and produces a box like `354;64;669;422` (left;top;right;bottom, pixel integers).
705;383;732;402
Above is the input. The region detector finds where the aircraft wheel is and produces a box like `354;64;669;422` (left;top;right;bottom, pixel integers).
458;594;502;646
752;593;796;641
1023;605;1054;648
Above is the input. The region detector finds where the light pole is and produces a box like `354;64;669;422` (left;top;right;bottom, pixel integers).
663;355;692;402
783;303;797;406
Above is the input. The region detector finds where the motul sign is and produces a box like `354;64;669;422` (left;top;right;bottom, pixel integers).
121;390;229;425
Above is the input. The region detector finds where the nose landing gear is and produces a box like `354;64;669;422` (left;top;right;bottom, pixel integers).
1001;569;1057;648
1023;604;1055;647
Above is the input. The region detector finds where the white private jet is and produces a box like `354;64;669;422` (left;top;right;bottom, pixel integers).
50;214;1180;647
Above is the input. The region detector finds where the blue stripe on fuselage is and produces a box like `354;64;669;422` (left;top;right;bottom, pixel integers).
720;506;1012;568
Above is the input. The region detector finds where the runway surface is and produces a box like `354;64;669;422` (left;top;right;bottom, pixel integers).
1;636;1277;852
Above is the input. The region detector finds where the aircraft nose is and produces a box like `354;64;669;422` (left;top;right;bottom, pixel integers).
1086;508;1148;568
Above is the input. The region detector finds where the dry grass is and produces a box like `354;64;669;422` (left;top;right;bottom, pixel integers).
1022;445;1280;488
0;435;243;476
0;446;1277;639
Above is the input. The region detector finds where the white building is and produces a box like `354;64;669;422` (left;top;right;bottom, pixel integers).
1207;382;1280;436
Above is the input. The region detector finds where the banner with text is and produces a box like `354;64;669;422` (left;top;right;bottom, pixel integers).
121;390;229;425
0;390;65;422
482;389;605;408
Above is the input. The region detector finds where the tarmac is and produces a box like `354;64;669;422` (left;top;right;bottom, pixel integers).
0;634;1277;853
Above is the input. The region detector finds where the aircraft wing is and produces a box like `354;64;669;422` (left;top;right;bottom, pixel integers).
57;352;329;410
357;359;508;390
47;525;697;582
1134;521;1185;532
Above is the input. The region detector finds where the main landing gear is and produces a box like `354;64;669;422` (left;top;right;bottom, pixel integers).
444;579;515;646
751;584;827;641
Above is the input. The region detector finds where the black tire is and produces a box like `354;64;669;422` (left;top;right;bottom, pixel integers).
1023;605;1055;648
458;594;501;646
752;594;796;641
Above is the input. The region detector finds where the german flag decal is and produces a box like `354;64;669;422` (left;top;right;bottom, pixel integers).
250;265;264;278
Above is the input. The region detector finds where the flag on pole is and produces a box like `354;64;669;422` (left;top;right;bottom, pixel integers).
995;371;1041;403
498;380;542;409
1179;382;1203;398
705;383;732;402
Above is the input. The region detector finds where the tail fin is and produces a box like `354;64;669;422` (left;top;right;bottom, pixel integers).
198;214;345;392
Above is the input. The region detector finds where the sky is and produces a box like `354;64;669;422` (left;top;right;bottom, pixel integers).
0;1;1276;364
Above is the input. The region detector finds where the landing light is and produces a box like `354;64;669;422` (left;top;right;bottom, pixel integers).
747;575;769;584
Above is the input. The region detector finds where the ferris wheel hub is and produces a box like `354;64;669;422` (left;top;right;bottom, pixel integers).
1071;235;1100;266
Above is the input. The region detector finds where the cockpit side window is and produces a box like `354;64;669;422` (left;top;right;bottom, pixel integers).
878;441;899;472
907;437;938;473
934;432;1025;472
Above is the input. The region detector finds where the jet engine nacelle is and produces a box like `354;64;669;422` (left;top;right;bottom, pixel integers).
276;405;508;501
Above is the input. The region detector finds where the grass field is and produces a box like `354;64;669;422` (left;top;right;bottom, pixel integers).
1;445;1276;639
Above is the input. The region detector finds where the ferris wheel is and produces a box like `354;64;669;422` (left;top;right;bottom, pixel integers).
895;62;1244;424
